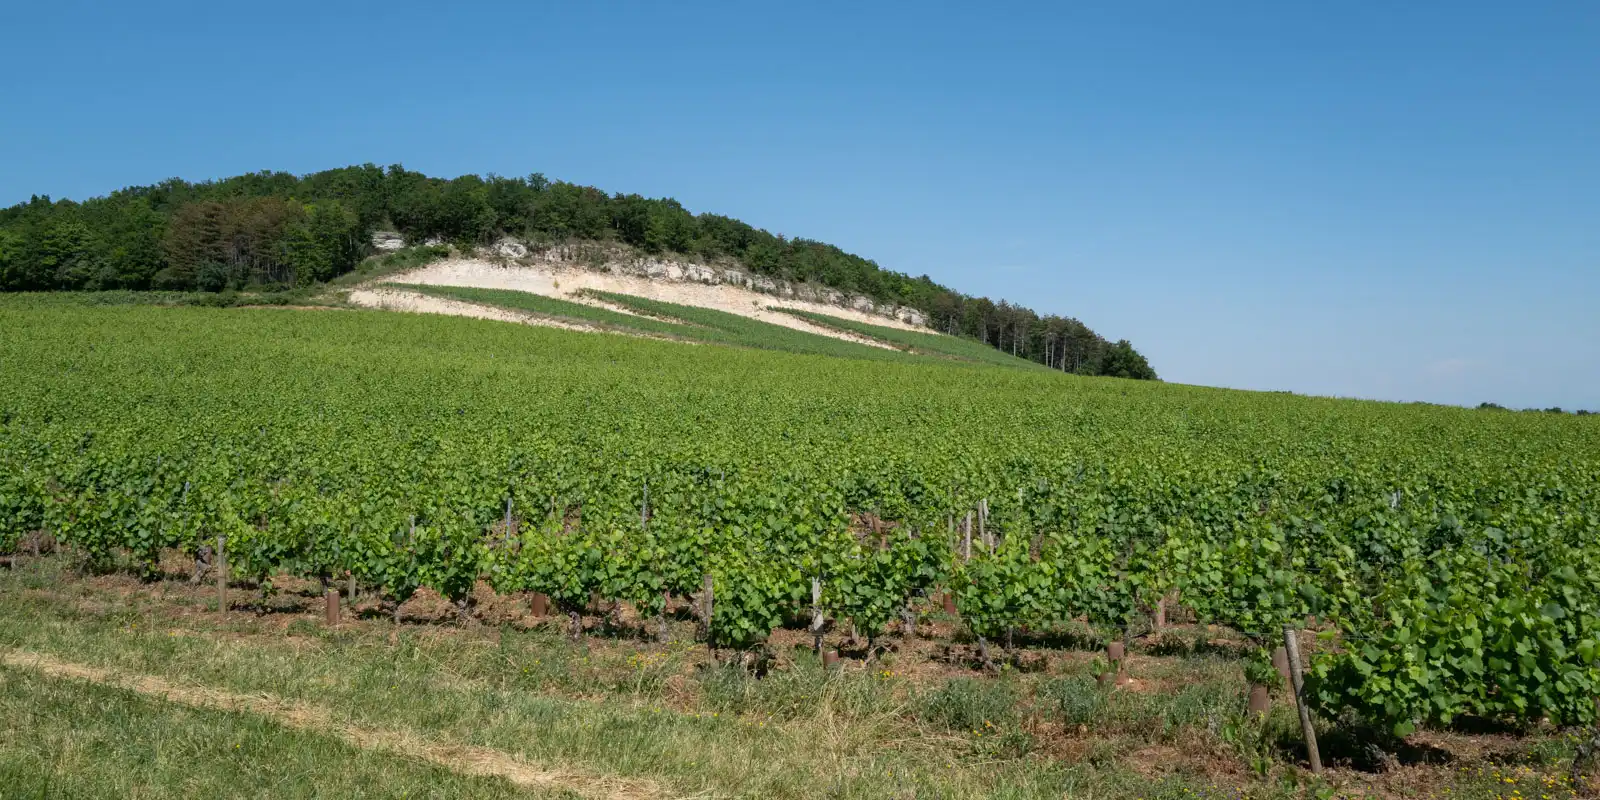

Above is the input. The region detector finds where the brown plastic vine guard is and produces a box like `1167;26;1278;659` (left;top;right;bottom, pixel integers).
1248;684;1270;717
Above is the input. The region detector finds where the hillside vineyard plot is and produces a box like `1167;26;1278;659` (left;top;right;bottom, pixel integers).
2;300;1599;738
771;307;1050;368
396;284;930;363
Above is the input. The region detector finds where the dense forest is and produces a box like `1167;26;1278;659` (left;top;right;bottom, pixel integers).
0;165;1156;379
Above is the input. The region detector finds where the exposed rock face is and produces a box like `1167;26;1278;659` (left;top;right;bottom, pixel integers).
371;231;406;252
897;307;928;326
463;239;931;329
493;239;528;259
641;260;685;280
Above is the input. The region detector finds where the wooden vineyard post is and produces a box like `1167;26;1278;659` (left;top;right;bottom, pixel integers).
702;573;714;649
215;535;227;612
810;577;824;653
977;500;985;551
979;498;991;552
395;517;416;625
504;495;514;547
347;572;358;605
903;528;919;638
1154;596;1166;629
657;590;672;643
325;588;340;627
1283;626;1323;774
962;512;973;561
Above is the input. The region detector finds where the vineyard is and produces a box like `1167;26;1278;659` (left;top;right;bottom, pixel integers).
3;295;1600;770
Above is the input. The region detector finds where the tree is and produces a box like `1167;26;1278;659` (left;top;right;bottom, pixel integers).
89;199;166;289
1096;340;1158;380
158;201;227;289
30;215;104;289
0;162;1158;379
284;201;363;285
0;229;23;290
645;200;695;254
610;194;651;249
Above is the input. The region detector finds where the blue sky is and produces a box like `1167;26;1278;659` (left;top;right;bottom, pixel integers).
4;1;1596;409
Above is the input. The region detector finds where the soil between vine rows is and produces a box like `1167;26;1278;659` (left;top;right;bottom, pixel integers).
3;553;1591;800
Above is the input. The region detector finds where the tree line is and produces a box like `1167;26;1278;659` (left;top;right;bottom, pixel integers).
1478;403;1595;416
0;164;1155;379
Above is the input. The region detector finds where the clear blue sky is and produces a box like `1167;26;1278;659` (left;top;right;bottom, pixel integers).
4;1;1596;409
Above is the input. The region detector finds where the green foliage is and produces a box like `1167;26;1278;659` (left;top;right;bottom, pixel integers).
1043;675;1107;726
1242;652;1281;688
1307;525;1600;735
399;285;714;340
403;285;959;364
0;164;1154;375
2;299;1596;735
919;678;1021;732
1097;340;1159;380
581;290;927;362
773;307;1047;368
328;245;453;288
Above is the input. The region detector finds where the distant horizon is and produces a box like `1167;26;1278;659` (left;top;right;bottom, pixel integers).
4;159;1596;413
3;2;1595;409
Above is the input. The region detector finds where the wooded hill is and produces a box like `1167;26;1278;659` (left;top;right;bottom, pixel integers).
0;165;1156;379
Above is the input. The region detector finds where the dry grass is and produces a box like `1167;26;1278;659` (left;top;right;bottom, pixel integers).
0;649;664;800
2;558;1592;800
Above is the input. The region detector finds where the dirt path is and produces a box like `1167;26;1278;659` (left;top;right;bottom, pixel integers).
1;648;668;800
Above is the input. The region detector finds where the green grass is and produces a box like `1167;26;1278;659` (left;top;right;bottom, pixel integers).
394;283;702;339
773;308;1047;369
327;244;455;288
0;564;1276;800
0;563;1587;800
395;283;930;363
582;290;925;362
0;665;551;799
0;287;332;310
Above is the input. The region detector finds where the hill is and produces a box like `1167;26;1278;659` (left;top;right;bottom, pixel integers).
0;164;1155;379
347;252;1064;368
